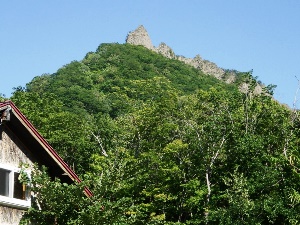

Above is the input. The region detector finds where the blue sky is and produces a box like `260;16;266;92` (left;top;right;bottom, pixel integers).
1;1;300;107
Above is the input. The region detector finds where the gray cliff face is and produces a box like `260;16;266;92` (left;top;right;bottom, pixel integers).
156;42;176;59
186;55;225;79
126;25;154;50
125;25;263;95
177;55;225;79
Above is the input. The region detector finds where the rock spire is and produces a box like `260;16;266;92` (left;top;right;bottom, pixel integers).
126;25;154;50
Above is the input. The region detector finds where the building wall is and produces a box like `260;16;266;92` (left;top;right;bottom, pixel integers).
0;206;24;225
0;127;34;225
0;127;33;167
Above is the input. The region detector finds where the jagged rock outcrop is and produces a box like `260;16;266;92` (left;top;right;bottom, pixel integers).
126;25;154;50
126;25;263;95
239;82;264;96
178;55;225;79
126;25;226;79
223;71;236;84
156;42;176;59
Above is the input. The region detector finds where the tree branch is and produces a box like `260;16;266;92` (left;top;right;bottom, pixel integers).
92;132;108;157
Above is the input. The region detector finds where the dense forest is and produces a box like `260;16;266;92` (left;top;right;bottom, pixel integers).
4;43;300;224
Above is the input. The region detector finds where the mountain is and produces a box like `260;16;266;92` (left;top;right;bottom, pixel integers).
20;25;269;118
11;26;296;225
23;41;243;115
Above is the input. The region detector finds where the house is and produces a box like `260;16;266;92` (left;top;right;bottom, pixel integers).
0;101;92;225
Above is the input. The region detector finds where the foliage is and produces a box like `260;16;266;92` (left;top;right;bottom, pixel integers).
11;43;300;224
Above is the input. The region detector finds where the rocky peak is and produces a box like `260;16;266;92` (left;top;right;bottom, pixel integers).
126;25;154;50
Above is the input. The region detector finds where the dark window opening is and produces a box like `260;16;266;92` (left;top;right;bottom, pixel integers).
13;172;24;200
0;168;9;197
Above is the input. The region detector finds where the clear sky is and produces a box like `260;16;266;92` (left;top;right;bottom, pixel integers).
1;1;300;107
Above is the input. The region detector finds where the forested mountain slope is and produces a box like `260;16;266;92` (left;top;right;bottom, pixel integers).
24;43;240;114
10;43;300;225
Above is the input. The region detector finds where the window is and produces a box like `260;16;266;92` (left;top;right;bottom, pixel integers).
0;168;10;197
0;164;31;209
